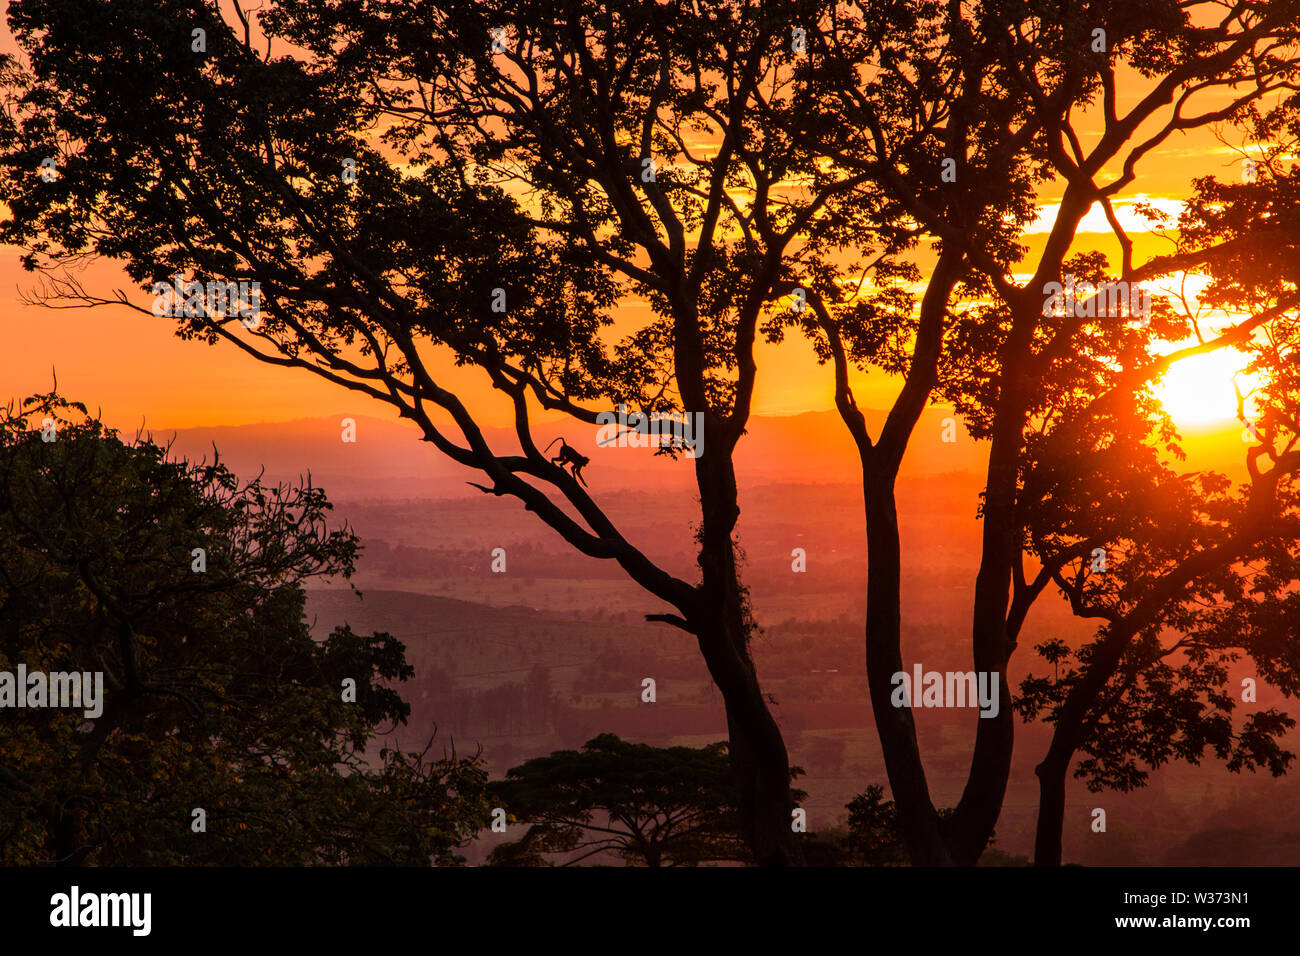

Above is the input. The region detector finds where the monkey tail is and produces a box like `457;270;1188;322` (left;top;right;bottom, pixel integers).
544;437;563;453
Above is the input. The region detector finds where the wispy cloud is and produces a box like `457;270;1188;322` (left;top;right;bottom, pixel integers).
1024;195;1185;235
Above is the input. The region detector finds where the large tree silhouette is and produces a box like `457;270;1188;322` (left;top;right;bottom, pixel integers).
0;0;906;865
787;0;1300;864
1016;118;1300;865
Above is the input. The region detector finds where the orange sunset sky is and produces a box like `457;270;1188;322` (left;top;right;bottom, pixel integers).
0;3;1267;436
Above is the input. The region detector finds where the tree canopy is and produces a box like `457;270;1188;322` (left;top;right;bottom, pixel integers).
488;734;804;867
0;393;487;865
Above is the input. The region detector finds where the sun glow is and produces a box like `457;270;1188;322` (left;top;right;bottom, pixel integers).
1153;346;1259;427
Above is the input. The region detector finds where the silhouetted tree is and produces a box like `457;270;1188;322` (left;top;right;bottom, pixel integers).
0;0;901;865
1015;110;1300;865
4;0;1298;870
487;734;794;866
844;785;909;867
0;393;487;864
787;0;1300;864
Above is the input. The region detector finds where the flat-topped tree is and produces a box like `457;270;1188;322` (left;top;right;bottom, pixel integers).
487;735;797;867
0;0;902;864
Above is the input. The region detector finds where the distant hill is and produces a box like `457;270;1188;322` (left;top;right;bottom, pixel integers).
148;406;989;498
150;406;1248;500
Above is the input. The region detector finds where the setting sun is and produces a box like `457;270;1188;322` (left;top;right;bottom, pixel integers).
1153;346;1259;426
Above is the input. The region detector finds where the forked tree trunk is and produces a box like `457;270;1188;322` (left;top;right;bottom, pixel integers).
846;251;968;866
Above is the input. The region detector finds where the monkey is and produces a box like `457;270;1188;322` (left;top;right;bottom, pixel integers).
544;437;590;486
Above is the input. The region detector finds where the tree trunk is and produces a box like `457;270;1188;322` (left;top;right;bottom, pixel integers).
1033;750;1069;867
945;507;1018;865
945;677;1013;865
863;470;951;865
710;644;803;866
694;441;803;866
944;339;1034;865
843;250;967;866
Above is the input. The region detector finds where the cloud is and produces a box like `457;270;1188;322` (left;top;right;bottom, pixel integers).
1024;195;1185;235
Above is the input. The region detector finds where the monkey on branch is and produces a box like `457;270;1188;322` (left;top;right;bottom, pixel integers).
544;438;590;487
